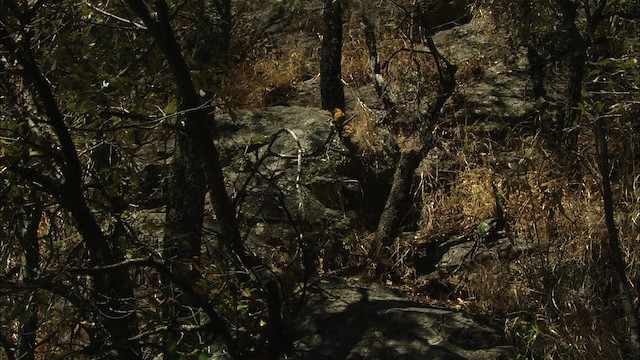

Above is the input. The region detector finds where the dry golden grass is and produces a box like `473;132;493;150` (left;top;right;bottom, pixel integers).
342;99;386;154
341;12;375;85
226;33;320;108
226;2;639;358
411;123;639;359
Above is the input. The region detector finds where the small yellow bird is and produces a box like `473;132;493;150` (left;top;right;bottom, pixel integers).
332;108;345;125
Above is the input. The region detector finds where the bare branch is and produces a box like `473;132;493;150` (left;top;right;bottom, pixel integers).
84;2;147;29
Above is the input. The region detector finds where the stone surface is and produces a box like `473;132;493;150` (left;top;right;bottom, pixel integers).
293;277;516;359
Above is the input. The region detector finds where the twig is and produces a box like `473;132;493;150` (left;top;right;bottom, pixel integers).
84;2;146;29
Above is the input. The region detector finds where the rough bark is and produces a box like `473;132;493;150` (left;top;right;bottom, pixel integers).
321;0;345;112
164;132;206;263
595;118;640;359
0;16;140;358
15;207;41;360
369;38;456;276
125;1;292;357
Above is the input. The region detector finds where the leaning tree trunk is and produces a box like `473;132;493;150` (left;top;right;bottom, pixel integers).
595;118;640;359
321;0;345;112
369;38;456;277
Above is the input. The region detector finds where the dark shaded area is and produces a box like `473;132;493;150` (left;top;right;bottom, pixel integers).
293;278;514;359
320;0;345;112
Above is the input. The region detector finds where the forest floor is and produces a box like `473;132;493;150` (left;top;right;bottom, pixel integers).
217;1;638;358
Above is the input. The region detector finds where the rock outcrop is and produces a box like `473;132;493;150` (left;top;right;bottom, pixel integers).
410;0;475;36
294;277;516;359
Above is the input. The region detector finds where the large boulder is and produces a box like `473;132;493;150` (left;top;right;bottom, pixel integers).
410;0;475;36
210;106;392;258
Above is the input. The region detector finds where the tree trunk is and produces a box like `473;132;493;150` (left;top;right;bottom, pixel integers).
321;0;345;112
16;207;42;360
369;38;456;276
369;149;423;264
362;13;397;123
0;20;140;358
595;118;640;359
125;1;293;357
164;133;206;263
527;43;547;99
556;0;586;183
193;0;232;68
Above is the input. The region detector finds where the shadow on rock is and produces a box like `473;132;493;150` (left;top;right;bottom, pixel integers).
294;278;515;359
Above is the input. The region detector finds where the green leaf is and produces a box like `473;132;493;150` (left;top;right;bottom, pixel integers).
164;101;177;115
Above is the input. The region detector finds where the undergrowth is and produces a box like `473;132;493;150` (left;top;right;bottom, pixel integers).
226;1;639;359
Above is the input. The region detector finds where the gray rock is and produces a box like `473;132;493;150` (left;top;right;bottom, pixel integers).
294;277;516;359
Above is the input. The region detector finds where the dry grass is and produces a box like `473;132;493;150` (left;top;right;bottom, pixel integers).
225;2;639;358
226;32;320;108
342;99;386;154
411;122;639;359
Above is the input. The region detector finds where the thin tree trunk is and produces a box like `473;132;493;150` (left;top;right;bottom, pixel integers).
369;38;456;276
595;118;640;359
321;0;345;112
0;20;140;358
362;13;397;123
16;207;42;360
555;0;586;183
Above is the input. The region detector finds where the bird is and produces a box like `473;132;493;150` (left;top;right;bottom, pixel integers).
477;183;506;243
332;108;346;125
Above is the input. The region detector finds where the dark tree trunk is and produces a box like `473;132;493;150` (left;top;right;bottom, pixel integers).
125;1;292;358
362;13;397;123
369;149;423;262
527;43;547;99
164;133;206;263
555;0;586;182
16;207;42;360
595;118;640;359
518;0;547;100
63;185;140;358
193;0;232;68
321;0;345;112
0;20;140;358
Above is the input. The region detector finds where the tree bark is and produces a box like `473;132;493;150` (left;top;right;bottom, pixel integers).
15;207;42;360
0;17;140;358
555;0;586;183
595;118;640;359
125;1;292;357
321;0;345;112
369;38;456;276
